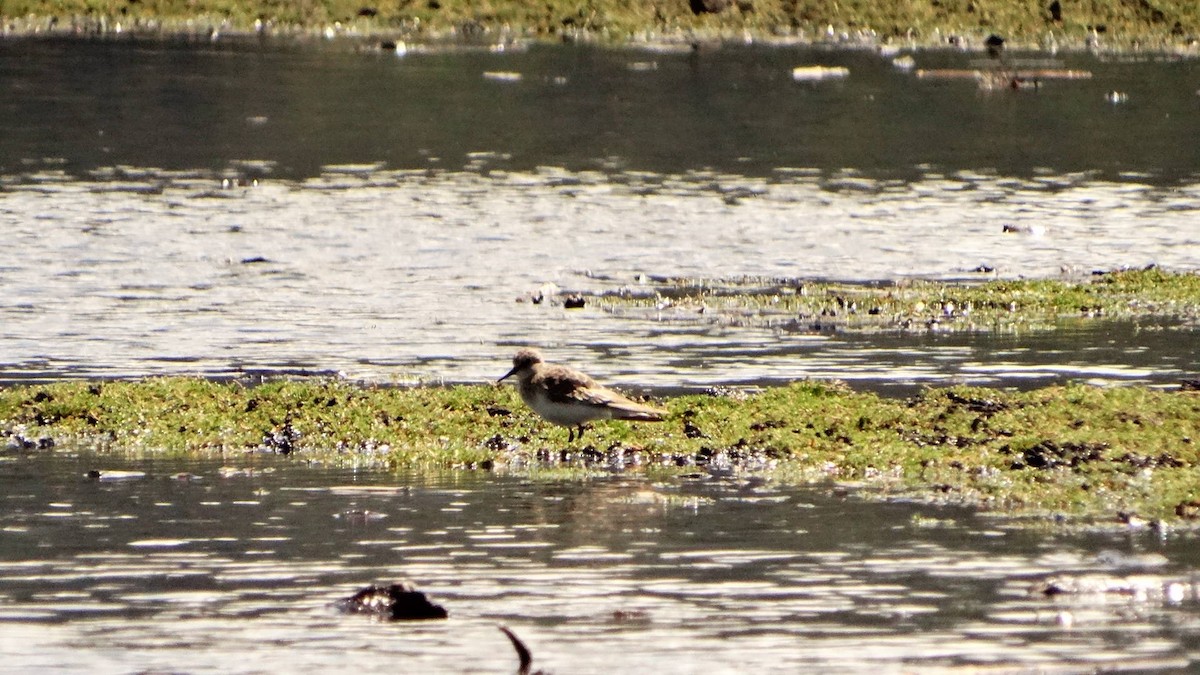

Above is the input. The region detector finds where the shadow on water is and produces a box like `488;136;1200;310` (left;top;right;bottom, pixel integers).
2;452;1200;672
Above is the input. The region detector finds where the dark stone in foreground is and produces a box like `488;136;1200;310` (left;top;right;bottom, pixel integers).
336;583;448;620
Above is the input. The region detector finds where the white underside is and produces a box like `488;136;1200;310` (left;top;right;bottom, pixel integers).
524;390;612;426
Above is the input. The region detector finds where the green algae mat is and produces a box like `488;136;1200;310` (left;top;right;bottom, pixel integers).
3;268;1198;524
3;376;1198;524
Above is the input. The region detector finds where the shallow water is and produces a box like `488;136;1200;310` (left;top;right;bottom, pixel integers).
3;39;1200;390
2;453;1200;673
3;39;1199;390
2;164;1198;391
4;38;1200;674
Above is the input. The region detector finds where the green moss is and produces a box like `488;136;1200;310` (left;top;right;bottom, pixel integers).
3;376;1199;523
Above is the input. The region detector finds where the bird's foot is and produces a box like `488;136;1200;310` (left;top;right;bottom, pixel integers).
567;424;592;444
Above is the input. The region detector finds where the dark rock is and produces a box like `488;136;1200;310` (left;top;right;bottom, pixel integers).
563;294;586;309
261;419;300;455
483;434;511;451
337;583;448;621
945;391;1007;416
1176;500;1200;519
1010;440;1107;470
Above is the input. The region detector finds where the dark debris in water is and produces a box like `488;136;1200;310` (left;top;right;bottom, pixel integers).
1033;574;1200;604
335;582;448;621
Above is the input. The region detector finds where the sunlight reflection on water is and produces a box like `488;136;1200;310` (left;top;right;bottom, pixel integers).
1;455;1198;672
2;167;1197;390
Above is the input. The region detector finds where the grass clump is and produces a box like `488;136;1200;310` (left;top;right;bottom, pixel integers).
3;0;1199;48
3;376;1199;523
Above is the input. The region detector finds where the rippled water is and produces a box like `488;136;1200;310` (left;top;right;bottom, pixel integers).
2;38;1200;389
2;167;1198;391
2;453;1199;673
4;38;1200;673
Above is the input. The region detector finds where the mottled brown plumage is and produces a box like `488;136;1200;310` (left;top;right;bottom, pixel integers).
498;348;666;442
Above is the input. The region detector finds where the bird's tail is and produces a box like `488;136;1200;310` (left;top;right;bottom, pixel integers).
609;402;667;422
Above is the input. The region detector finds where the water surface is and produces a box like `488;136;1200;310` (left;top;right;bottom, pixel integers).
1;38;1198;389
2;453;1199;672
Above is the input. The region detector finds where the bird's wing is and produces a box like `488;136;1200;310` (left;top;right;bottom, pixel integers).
576;386;666;421
535;365;666;421
536;366;598;405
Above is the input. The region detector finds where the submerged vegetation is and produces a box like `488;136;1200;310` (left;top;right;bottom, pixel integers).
3;0;1200;48
3;374;1199;523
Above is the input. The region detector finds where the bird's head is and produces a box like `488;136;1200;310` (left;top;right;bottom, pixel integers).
499;348;543;382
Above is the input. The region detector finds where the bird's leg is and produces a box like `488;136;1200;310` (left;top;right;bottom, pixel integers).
576;424;587;442
568;426;576;443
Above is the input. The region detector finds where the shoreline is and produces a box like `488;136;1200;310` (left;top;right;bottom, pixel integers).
3;6;1199;55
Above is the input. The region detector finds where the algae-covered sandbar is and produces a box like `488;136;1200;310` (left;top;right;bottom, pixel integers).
3;271;1199;523
4;269;1199;526
3;376;1199;522
590;267;1200;334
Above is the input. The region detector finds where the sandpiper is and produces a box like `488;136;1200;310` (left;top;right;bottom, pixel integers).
498;348;666;442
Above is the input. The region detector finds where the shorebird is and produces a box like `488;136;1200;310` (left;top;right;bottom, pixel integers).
498;348;666;442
